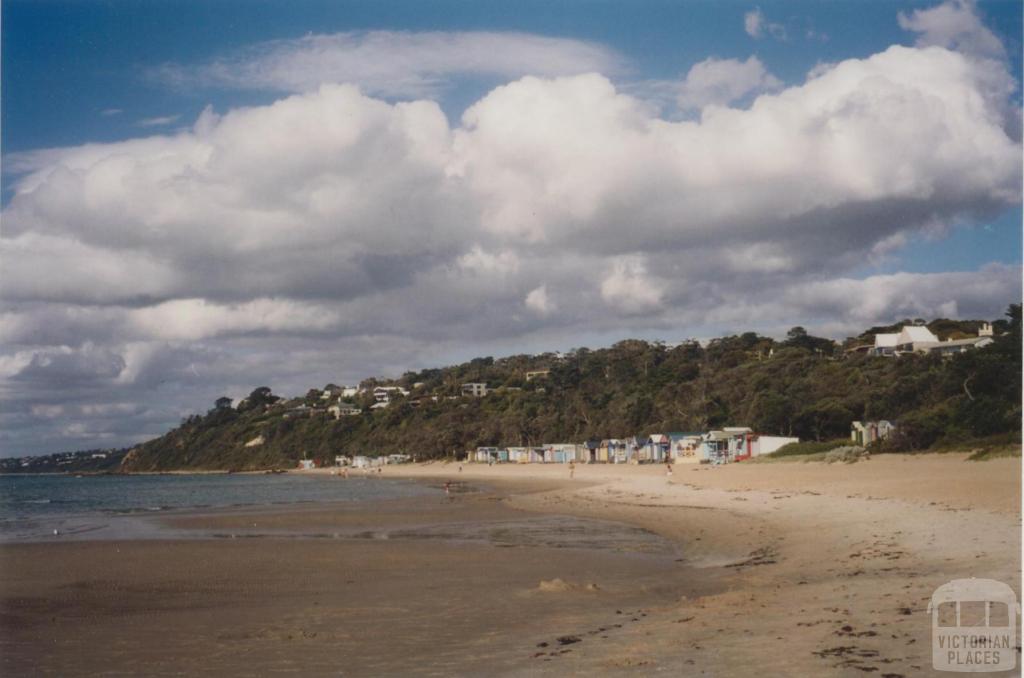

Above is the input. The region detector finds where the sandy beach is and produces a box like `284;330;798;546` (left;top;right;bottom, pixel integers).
2;453;1020;676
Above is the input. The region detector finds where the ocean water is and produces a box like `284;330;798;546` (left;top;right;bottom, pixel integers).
0;472;437;541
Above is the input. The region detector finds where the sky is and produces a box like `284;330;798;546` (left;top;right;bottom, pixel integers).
1;0;1021;457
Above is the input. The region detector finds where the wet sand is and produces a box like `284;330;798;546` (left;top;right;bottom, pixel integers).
2;453;1020;676
1;479;719;677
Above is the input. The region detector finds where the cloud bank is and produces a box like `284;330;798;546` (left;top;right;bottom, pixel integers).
2;13;1021;456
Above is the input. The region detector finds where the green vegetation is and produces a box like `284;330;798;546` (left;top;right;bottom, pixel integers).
766;439;852;458
0;448;128;474
112;306;1020;471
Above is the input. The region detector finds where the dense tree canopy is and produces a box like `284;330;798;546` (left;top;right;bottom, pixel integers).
122;309;1021;470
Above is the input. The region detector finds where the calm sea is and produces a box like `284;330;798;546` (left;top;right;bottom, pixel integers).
0;472;437;542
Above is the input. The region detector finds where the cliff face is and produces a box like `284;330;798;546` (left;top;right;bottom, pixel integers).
119;314;1021;471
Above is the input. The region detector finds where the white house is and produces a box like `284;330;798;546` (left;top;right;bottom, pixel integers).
461;383;489;397
872;325;939;356
373;386;409;403
871;332;900;356
925;336;995;356
328;405;362;418
874;324;997;357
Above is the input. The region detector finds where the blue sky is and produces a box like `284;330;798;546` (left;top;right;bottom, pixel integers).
4;0;1021;266
5;0;1021;147
1;0;1021;456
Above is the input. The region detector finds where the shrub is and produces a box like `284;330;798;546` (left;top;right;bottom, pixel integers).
769;438;851;457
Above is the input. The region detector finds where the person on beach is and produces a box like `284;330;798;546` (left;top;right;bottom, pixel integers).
444;480;452;501
569;461;575;479
666;461;673;477
342;467;348;479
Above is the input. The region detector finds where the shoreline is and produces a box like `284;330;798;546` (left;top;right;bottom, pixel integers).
365;453;1023;673
2;453;1020;675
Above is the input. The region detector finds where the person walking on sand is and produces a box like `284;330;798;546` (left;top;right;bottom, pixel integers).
666;461;673;477
569;461;575;479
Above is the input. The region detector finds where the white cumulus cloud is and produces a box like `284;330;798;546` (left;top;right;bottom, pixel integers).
677;56;782;109
1;9;1021;456
898;0;1006;59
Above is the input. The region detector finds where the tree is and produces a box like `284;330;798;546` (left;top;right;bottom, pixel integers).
794;400;853;441
786;327;808;343
239;386;279;411
785;326;836;355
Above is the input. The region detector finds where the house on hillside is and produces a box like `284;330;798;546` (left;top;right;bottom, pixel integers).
925;336;995;356
461;382;489;397
851;420;896;446
871;325;938;356
870;332;900;356
872;324;996;357
328;405;362;418
525;370;550;382
373;386;409;404
894;326;940;353
320;385;344;401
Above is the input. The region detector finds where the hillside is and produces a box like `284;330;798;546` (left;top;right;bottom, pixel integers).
114;307;1021;471
0;448;128;474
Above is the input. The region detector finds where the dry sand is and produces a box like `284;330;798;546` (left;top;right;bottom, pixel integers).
386;454;1021;676
1;453;1020;676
